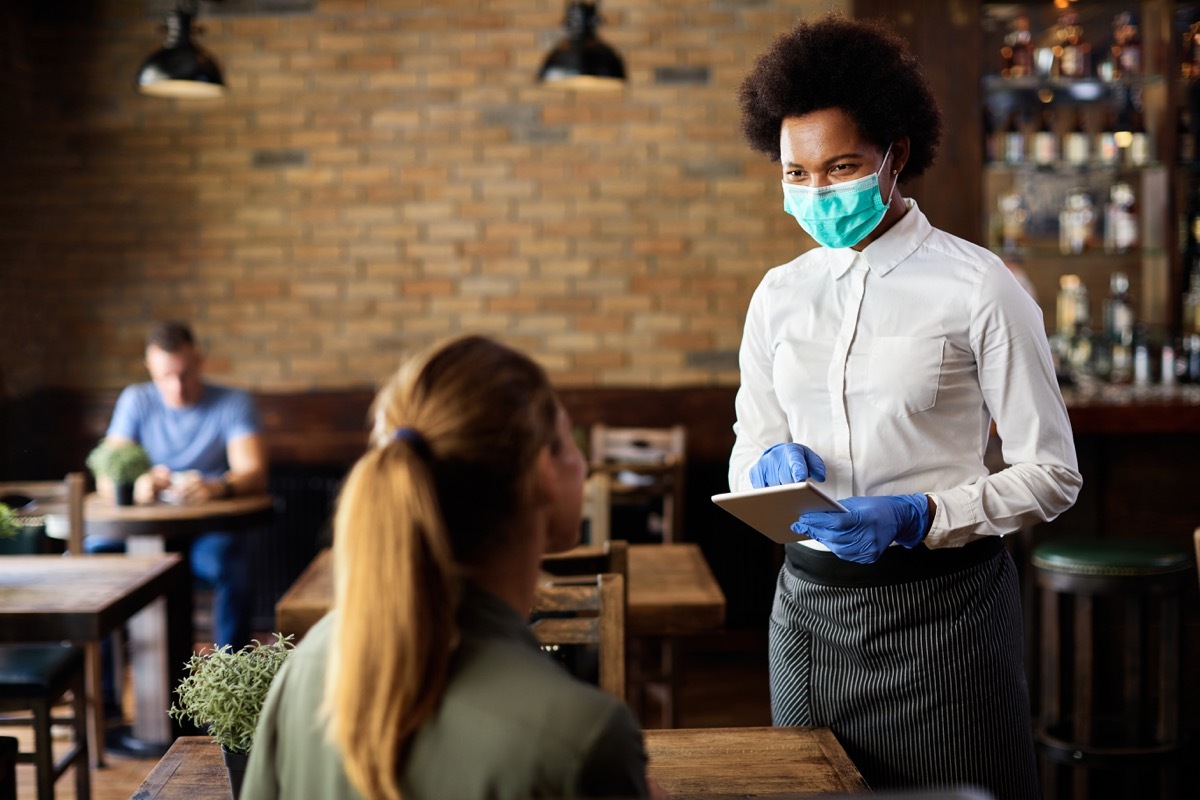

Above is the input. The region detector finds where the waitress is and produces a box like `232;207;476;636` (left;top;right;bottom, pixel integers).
730;14;1081;799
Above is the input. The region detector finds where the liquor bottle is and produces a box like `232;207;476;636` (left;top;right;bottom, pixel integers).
1109;12;1142;80
1063;108;1089;166
1103;182;1138;254
1128;108;1149;166
1054;13;1091;78
1033;108;1058;166
1056;274;1089;340
1001;15;1034;79
983;107;998;163
1003;111;1025;164
1184;255;1200;336
1183;21;1200;80
1059;189;1095;255
1096;109;1118;165
1104;271;1135;383
1179;107;1195;164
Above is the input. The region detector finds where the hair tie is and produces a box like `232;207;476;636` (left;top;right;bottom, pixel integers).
393;426;432;460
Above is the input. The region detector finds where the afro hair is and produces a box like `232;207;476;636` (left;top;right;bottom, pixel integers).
738;13;942;181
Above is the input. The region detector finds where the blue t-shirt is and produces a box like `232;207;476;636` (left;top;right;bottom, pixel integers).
107;382;261;479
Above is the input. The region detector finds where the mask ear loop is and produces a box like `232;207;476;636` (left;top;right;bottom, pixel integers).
879;143;900;202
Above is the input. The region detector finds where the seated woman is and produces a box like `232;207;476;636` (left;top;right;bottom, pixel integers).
242;335;657;800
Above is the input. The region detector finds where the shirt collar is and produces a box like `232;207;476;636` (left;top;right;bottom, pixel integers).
459;583;541;651
827;199;931;280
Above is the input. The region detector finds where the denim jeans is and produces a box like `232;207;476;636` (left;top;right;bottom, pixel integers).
85;532;252;709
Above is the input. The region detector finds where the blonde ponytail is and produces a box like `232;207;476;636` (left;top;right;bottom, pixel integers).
324;335;559;800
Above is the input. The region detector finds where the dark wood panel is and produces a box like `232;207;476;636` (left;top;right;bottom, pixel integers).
853;0;984;242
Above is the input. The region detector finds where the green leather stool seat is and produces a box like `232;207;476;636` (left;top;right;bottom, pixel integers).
1033;537;1191;800
1032;538;1192;577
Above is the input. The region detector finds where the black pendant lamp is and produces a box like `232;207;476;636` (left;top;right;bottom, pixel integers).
136;1;226;99
539;2;626;90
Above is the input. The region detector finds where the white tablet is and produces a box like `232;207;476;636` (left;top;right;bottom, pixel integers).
711;482;847;544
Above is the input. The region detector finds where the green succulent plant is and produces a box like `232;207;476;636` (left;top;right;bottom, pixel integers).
0;503;19;539
168;635;295;755
85;440;153;485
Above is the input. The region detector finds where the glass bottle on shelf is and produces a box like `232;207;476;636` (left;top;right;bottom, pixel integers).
1033;107;1058;166
1184;255;1200;336
1003;111;1025;164
1104;271;1135;384
1179;107;1195;164
1060;188;1095;255
1064;107;1089;166
1128;108;1149;166
1182;21;1200;80
1104;182;1138;254
1107;12;1141;81
1096;109;1119;165
998;190;1028;254
1053;13;1091;79
1001;14;1034;79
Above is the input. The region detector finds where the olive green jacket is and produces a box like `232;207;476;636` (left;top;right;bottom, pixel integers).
241;586;648;800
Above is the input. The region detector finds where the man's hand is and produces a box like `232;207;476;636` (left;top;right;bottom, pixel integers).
171;474;228;505
133;465;171;505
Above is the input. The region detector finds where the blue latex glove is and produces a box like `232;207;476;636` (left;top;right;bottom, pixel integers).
792;494;930;565
749;443;827;489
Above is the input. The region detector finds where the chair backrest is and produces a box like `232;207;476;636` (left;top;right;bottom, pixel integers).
540;539;628;581
580;470;611;546
589;424;685;469
0;473;87;555
589;424;686;543
529;573;625;700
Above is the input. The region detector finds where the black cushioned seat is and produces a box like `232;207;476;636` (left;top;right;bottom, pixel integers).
0;644;90;799
1033;537;1192;800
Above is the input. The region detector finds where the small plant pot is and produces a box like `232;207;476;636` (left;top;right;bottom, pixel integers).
114;482;135;506
221;745;249;798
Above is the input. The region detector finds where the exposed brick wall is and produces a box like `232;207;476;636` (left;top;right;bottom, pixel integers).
0;0;844;395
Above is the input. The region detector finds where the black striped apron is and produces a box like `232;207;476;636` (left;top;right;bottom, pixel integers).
769;537;1039;800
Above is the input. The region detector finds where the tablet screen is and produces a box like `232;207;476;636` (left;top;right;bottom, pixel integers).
711;482;847;544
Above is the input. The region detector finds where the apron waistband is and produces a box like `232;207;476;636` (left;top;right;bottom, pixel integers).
784;535;1004;588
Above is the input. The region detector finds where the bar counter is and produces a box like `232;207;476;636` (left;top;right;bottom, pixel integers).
1060;384;1200;434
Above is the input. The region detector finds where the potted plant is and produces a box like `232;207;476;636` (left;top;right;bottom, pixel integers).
0;502;19;539
168;634;294;797
85;440;152;505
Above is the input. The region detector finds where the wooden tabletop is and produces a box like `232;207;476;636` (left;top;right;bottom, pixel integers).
132;727;867;799
0;553;186;641
276;543;726;641
644;726;868;797
83;493;273;539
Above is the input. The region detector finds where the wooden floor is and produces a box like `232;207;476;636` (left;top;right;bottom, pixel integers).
9;632;773;800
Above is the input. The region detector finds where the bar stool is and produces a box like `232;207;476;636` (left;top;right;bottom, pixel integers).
1033;538;1191;800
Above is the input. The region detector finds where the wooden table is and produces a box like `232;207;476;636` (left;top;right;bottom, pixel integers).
80;494;273;751
276;542;726;640
132;727;868;799
0;554;190;750
83;493;274;543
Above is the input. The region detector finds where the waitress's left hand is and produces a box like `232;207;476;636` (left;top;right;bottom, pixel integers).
792;494;930;565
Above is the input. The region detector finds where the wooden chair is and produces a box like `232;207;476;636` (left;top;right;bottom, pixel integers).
530;573;626;700
0;644;91;800
589;424;686;543
580;471;611;546
0;474;108;769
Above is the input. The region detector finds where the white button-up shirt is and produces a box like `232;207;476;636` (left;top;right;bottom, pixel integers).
729;200;1082;549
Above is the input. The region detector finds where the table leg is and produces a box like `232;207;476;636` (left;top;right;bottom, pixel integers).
83;642;106;768
126;535;192;747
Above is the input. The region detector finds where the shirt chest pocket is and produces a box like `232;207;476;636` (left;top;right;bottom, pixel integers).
865;336;945;418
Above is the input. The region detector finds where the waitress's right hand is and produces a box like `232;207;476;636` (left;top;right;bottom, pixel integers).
749;443;827;488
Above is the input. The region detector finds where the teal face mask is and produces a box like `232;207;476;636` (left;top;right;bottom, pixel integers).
782;144;897;249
